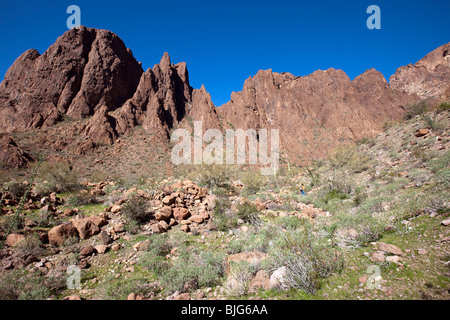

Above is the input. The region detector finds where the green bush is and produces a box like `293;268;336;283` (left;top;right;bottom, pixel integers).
121;197;152;224
100;274;155;300
236;202;260;224
3;181;26;200
213;197;238;231
241;170;264;195
404;100;428;120
36;161;81;193
159;250;225;292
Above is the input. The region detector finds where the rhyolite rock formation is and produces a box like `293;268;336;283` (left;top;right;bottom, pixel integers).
0;26;448;166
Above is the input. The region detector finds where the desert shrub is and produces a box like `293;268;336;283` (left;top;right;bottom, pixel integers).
236;202;260;224
436;102;450;113
66;192;99;206
240;170;264;195
0;269;65;300
159;250;225;292
190;164;236;189
329;145;372;174
353;186;368;207
89;170;108;183
100;274;155;300
404;100;428;120
121;197;152;224
36;161;81;193
265;231;344;294
3;181;26;200
277;216;303;230
16;233;43;257
322;190;348;204
213;197;238;231
223;261;254;296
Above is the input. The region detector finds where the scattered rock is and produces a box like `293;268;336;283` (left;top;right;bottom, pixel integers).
48;224;79;246
6;234;25;247
370;251;386;263
417;249;427;255
80;245;96;257
71;217;100;239
173;207;190;221
441;219;450;226
225;252;269;274
95;244;108;254
110;205;122;214
269;266;288;290
377;242;403;256
415;129;429;137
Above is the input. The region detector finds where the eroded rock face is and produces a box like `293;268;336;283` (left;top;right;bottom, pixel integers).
390;42;450;101
0;134;34;169
217;67;418;160
0;26;143;133
0;26;447;165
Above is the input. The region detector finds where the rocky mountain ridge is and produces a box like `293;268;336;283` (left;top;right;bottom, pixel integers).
0;26;449;168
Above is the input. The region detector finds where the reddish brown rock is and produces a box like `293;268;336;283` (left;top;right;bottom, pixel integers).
6;234;25;247
0;134;34;169
48;224;79;246
390;42;450;101
71;217;100;239
0;26;143;133
173;207;190;221
155;206;172;221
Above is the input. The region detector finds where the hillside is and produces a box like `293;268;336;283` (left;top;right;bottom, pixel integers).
0;103;448;300
1;27;448;176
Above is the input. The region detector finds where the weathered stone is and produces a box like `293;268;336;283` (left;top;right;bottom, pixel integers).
162;195;175;206
6;234;25;247
100;230;112;245
72;217;100;239
48;224;79;246
377;242;403;256
110;205;122;214
95;244;108;254
189;215;204;224
155;206;172;221
248;270;270;293
80;245;96;256
173;207;190;221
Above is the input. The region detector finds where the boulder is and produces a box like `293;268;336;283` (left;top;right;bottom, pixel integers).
71;217;100;239
80;245;96;257
268;266;288;290
6;234;25;247
377;242;403;256
155;206;172;221
415;129;429;137
248;270;271;293
173;207;190;221
48;224;79;246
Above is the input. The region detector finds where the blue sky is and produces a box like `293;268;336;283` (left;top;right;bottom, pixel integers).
0;0;449;106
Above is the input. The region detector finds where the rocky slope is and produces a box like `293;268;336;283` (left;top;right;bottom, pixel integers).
390;42;450;101
0;27;448;169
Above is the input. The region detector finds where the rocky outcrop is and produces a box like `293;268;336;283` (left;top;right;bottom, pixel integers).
390;42;450;101
217;67;418;160
0;26;143;133
0;134;34;169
